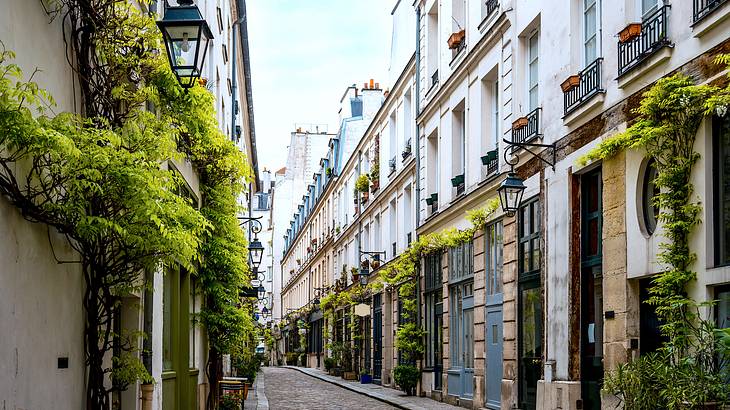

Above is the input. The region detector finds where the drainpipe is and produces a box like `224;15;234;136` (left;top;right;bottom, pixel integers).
414;6;422;230
414;5;423;336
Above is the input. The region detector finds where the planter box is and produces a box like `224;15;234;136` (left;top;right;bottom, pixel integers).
512;116;528;130
447;29;466;49
481;150;497;165
560;74;580;92
360;374;372;384
342;371;358;380
425;196;434;205
430;193;438;203
619;23;641;43
451;174;465;187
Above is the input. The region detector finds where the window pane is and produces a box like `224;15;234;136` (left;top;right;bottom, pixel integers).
718;117;730;264
495;222;503;293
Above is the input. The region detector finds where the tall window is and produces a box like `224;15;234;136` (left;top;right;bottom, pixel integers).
425;253;443;369
449;241;474;369
641;0;659;18
486;221;504;300
519;198;541;279
713;116;730;266
453;107;466;179
492;80;500;147
527;32;539;111
584;0;599;65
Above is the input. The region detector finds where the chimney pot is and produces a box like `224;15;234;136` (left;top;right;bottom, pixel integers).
370;79;374;88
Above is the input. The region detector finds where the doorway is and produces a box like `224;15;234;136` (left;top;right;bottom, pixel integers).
484;221;503;409
580;169;603;410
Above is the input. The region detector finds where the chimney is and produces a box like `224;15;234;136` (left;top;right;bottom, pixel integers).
363;82;369;90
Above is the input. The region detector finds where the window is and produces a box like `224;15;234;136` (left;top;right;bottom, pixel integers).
641;0;659;18
641;158;659;235
518;198;541;279
716;286;730;329
584;0;599;65
216;7;224;33
222;44;228;63
425;284;444;372
492;80;500;147
713;116;730;265
527;32;539;111
486;221;504;298
448;240;475;373
449;241;474;283
427;3;439;85
163;270;173;370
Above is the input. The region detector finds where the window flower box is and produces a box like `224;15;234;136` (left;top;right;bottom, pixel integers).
425;196;434;205
447;29;466;49
512;116;528;130
370;180;380;192
450;174;465;187
481;149;498;165
618;23;641;43
560;74;581;92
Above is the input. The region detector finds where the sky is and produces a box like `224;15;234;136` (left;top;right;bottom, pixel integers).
246;0;393;173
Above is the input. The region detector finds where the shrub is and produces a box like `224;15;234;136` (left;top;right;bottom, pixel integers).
394;364;419;396
285;352;299;366
324;357;336;372
355;174;369;193
219;394;242;410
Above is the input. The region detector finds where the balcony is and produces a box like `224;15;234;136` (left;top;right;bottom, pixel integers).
486;0;499;16
389;157;397;175
481;149;499;177
562;58;604;116
511;108;541;144
429;70;439;93
401;138;412;161
617;6;671;77
694;0;728;23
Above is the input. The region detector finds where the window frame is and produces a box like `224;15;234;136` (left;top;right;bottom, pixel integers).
583;0;600;66
518;197;541;282
527;31;540;111
713;115;730;266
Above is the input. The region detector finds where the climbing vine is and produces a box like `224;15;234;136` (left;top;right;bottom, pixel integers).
0;1;255;408
379;199;500;362
580;63;730;407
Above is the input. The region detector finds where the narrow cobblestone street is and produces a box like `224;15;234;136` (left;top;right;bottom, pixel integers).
262;367;396;409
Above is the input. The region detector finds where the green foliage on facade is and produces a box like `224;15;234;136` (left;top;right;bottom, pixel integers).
580;61;730;408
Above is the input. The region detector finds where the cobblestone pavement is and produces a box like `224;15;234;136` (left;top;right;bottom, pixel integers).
262;367;396;409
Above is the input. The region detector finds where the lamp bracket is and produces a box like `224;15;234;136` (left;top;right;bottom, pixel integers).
502;138;556;170
238;215;263;234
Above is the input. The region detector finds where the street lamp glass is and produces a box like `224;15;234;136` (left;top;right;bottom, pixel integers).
257;285;266;301
497;172;527;216
248;238;264;270
157;3;213;88
262;306;270;319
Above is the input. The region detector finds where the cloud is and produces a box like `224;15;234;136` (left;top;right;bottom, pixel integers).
247;0;393;173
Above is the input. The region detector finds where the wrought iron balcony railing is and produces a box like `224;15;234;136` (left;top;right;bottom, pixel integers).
617;5;671;77
486;153;498;176
486;0;499;16
389;157;397;175
430;70;439;90
694;0;727;23
511;108;541;144
563;58;604;116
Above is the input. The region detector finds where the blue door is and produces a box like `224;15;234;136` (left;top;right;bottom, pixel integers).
485;221;503;409
447;281;474;399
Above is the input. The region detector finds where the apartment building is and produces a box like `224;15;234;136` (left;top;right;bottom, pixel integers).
414;0;730;409
0;1;258;409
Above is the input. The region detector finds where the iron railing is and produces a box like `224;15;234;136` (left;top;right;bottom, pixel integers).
486;152;499;176
563;58;604;116
486;0;499;16
694;0;727;22
402;138;412;161
389;157;397;174
617;5;671;77
512;108;541;144
431;70;439;89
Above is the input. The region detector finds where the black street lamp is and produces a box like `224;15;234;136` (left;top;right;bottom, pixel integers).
248;238;264;272
157;0;214;89
257;284;266;301
261;306;270;320
497;172;527;217
359;251;386;287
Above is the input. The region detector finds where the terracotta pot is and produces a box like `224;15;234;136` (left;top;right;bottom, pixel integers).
560;74;581;92
619;23;641;43
447;29;466;49
512;116;528;130
370;260;381;269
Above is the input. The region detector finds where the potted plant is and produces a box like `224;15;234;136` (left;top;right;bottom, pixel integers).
560;74;581;92
370;178;380;192
450;174;465;187
355;174;370;193
306;246;312;253
447;29;466;49
336;226;341;234
370;259;380;270
481;149;498;165
324;357;336;374
326;167;333;177
360;368;372;384
219;394;242;410
402;144;412;160
361;191;369;203
350;267;359;283
394;364;420;396
619;22;641;43
512;116;528;130
296;258;302;265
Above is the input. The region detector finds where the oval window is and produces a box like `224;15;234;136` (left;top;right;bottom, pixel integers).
641;158;660;235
